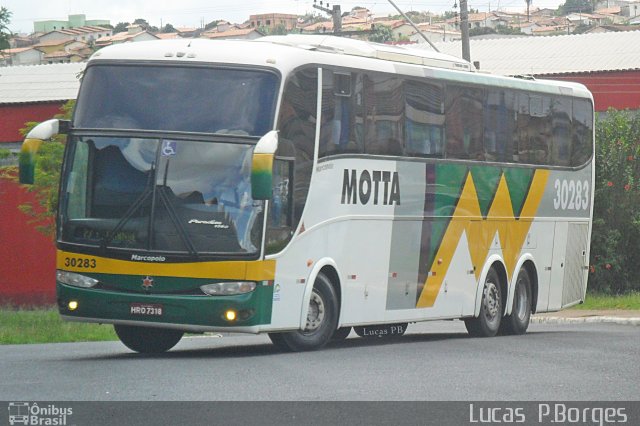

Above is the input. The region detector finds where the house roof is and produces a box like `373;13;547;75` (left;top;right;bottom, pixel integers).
43;51;79;59
0;62;84;104
301;21;334;32
34;39;78;48
156;32;180;39
429;31;640;76
1;47;37;54
50;26;110;36
202;28;264;39
596;7;621;15
95;31;158;45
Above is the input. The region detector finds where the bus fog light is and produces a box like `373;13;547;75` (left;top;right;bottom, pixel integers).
225;310;237;321
68;300;79;311
57;270;98;288
200;282;256;296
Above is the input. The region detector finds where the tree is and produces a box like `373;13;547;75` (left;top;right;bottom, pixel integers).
496;25;523;35
0;7;12;50
133;18;158;33
469;27;496;37
113;22;130;34
269;24;289;35
299;12;328;26
0;101;74;239
161;23;176;33
558;0;593;15
387;11;434;23
204;20;222;31
368;24;394;43
443;11;458;20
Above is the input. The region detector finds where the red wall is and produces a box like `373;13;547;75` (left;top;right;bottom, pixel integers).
540;71;640;112
0;102;64;143
0;179;56;305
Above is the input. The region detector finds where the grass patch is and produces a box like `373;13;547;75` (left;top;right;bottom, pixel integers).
0;306;117;345
574;292;640;310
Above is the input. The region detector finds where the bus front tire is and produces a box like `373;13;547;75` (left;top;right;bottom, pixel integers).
267;272;338;352
465;268;502;338
114;324;183;353
500;268;532;335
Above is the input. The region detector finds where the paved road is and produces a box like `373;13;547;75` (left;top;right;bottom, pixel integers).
1;321;637;402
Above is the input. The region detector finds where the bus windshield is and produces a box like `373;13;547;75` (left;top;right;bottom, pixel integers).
60;136;264;257
74;64;279;136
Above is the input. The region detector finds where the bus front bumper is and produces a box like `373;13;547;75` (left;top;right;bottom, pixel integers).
57;282;274;332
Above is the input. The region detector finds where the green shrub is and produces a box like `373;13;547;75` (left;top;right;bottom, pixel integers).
589;109;640;293
0;101;74;239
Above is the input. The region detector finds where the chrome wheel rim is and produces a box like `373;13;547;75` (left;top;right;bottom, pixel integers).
483;281;500;324
303;290;325;333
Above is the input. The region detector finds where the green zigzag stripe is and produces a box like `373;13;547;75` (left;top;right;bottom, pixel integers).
470;165;503;218
428;163;468;269
503;168;535;218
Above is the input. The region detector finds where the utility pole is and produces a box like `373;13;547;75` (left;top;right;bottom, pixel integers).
459;0;471;62
312;0;342;34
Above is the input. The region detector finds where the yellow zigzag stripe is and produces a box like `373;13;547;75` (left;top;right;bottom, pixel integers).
416;169;549;308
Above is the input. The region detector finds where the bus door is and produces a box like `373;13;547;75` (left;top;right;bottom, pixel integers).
548;221;589;310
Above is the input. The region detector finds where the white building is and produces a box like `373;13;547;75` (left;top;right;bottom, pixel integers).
0;47;44;66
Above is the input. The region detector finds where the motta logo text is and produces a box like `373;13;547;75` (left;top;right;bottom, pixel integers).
7;402;73;426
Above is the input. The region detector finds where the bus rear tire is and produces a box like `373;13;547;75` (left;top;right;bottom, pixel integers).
114;324;183;353
465;268;502;338
499;268;532;335
267;272;338;352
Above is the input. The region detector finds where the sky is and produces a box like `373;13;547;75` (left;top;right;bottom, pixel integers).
2;0;566;34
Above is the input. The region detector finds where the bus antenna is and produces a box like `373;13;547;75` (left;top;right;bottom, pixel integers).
386;0;440;52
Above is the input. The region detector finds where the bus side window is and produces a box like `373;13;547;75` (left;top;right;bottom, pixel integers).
405;80;444;158
483;89;516;162
550;96;572;167
445;85;484;160
273;67;318;254
319;70;364;157
515;93;529;163
525;95;552;164
571;98;593;167
363;73;405;156
265;158;294;254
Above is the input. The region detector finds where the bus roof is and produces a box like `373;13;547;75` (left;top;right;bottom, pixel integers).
89;35;592;101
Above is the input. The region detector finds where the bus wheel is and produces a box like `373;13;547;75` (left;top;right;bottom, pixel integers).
465;268;502;337
332;327;352;341
500;268;532;335
267;272;338;351
114;324;183;353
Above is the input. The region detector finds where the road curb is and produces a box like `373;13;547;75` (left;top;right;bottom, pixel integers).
531;316;640;326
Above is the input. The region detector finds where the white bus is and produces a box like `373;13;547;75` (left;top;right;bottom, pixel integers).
21;35;594;353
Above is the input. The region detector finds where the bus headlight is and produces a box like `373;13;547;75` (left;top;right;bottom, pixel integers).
200;282;256;296
57;270;99;288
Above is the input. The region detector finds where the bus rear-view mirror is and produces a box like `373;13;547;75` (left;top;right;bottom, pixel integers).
19;119;68;184
251;130;279;200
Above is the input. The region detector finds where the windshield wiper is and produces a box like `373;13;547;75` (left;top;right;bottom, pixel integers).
155;159;199;258
100;163;156;250
100;159;199;259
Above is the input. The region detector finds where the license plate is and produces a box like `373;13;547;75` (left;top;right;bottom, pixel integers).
130;303;163;316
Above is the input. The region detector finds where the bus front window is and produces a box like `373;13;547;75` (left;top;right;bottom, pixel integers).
61;137;264;257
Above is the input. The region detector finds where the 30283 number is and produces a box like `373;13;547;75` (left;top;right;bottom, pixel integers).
64;257;97;269
553;179;590;211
